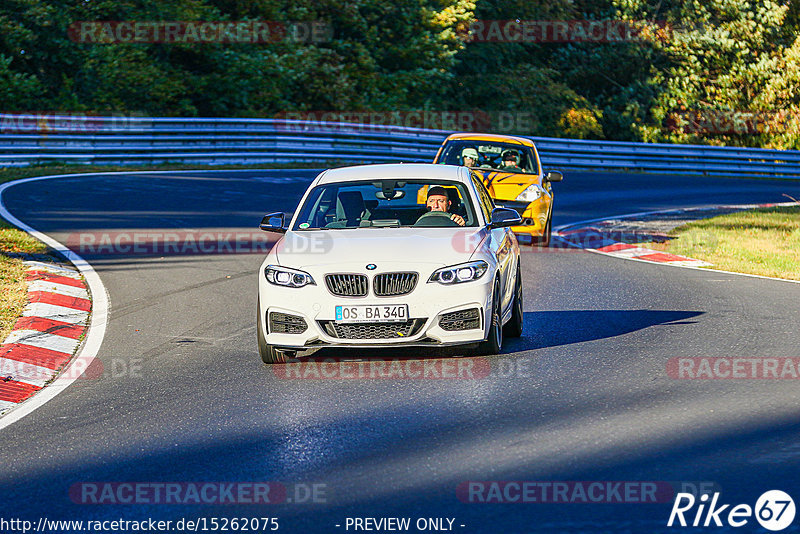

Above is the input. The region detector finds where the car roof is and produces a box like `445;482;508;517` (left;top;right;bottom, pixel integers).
444;132;536;147
315;163;470;185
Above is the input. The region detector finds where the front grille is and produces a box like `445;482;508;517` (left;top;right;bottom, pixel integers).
325;274;368;297
318;319;426;339
269;312;308;334
439;308;481;331
373;272;418;297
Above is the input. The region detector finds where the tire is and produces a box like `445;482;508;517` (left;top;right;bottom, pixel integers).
503;265;523;338
535;215;552;248
257;299;287;364
478;279;503;355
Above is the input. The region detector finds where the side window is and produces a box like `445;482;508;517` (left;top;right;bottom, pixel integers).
527;147;540;175
470;172;494;223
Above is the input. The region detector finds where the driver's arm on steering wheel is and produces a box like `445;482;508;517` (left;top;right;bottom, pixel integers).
414;210;464;227
450;213;465;226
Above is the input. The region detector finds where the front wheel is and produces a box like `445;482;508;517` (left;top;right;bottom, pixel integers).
504;266;523;338
257;300;287;364
535;215;552;247
478;279;503;355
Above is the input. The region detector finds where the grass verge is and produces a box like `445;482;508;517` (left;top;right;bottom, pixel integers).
0;160;335;343
0;221;52;341
655;205;800;280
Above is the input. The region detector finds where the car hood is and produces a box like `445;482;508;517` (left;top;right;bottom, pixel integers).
274;227;488;269
474;168;537;184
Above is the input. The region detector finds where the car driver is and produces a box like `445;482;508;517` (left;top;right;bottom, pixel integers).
425;186;465;226
500;150;524;172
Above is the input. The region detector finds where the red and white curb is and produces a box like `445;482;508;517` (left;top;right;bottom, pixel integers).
555;226;713;267
553;202;798;269
0;260;90;415
1;173;108;431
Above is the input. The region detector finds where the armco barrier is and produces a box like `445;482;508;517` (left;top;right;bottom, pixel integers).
2;114;800;179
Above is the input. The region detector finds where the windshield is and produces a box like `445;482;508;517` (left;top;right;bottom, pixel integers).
292;179;479;230
436;140;539;174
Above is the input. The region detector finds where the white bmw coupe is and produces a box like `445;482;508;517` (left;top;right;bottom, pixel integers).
257;163;523;363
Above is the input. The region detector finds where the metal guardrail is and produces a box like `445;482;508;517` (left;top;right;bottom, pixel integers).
2;114;800;179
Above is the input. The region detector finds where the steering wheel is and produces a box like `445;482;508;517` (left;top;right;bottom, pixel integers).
414;210;459;227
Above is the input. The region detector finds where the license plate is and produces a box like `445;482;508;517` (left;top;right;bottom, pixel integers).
335;304;408;323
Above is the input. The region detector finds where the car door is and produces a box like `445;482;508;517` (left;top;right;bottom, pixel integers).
471;172;515;314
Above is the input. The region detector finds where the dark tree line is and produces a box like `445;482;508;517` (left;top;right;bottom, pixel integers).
2;0;799;147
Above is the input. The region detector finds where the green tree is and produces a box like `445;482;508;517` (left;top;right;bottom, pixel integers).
617;0;800;148
445;0;632;138
0;0;476;117
0;54;42;109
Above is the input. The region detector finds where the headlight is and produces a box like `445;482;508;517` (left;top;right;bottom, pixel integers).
428;261;488;285
264;265;316;288
515;184;544;202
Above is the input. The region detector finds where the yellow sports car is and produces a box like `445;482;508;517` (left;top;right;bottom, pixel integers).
433;133;562;246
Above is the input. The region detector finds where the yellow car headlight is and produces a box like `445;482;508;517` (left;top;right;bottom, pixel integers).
515;184;544;203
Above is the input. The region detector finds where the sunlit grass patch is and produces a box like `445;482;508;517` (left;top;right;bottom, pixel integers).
659;205;800;280
0;220;51;341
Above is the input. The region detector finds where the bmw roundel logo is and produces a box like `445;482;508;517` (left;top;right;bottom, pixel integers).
366;264;377;270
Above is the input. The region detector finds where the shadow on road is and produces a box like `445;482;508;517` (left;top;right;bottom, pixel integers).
507;309;704;352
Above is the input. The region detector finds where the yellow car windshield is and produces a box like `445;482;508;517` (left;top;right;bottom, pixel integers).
438;141;538;174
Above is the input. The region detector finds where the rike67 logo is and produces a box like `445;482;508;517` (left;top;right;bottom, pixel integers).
668;490;795;531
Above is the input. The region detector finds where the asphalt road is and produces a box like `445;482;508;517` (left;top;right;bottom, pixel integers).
2;169;800;533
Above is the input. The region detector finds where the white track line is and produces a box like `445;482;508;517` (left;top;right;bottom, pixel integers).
0;400;17;415
553;202;798;234
554;204;800;285
0;172;110;431
0;168;298;424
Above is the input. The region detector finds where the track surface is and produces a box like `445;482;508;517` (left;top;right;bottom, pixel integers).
2;170;800;533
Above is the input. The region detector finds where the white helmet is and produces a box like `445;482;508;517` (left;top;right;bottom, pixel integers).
461;148;479;163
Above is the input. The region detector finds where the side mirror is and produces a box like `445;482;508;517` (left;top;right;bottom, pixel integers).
259;212;286;233
489;207;522;228
544;170;563;182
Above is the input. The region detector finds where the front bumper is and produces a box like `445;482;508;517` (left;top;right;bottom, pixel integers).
494;200;549;235
258;267;493;350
